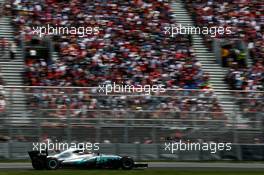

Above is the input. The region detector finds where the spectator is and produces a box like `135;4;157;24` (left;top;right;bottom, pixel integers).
0;70;6;113
0;37;8;57
9;41;17;60
0;94;5;112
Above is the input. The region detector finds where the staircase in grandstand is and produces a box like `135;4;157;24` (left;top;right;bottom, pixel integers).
171;0;247;124
0;15;31;124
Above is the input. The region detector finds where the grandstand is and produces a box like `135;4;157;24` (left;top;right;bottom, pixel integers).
0;0;263;160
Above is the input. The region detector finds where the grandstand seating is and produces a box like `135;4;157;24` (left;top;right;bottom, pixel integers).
9;0;226;123
0;0;261;145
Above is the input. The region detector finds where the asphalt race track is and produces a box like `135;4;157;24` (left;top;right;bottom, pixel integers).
0;162;264;171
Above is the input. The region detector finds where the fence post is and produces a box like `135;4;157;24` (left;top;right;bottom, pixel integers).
7;141;11;159
66;106;72;142
96;125;101;143
157;144;161;160
233;109;242;160
136;143;141;161
7;88;14;159
37;109;43;140
124;126;128;143
151;127;156;143
115;143;120;155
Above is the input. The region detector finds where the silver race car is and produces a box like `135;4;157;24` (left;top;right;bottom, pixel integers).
28;148;148;170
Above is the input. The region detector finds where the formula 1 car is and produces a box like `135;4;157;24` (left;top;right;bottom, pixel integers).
28;148;148;170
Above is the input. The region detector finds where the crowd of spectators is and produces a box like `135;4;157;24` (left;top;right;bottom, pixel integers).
225;61;263;115
28;88;224;122
185;0;263;116
225;61;263;91
185;0;263;63
11;0;211;89
10;0;225;123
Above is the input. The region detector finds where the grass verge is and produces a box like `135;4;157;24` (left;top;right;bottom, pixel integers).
1;170;264;175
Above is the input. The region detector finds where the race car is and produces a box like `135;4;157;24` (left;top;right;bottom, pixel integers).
28;148;148;170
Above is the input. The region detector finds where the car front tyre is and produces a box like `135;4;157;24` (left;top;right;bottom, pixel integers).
121;157;134;170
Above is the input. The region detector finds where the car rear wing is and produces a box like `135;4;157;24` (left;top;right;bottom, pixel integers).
28;149;50;170
28;149;48;160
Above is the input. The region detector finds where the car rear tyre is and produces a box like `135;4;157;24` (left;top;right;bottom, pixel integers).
32;157;45;170
121;157;134;170
46;158;60;170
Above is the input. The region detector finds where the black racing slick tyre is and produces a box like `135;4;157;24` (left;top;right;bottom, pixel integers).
46;158;60;170
121;157;134;170
31;157;45;170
